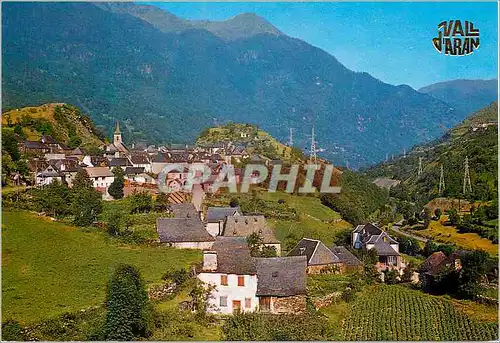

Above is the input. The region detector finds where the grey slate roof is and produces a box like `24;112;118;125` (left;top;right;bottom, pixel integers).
169;203;199;219
330;246;362;267
130;155;149;164
223;215;279;244
255;256;307;297
124;167;145;175
371;242;399;256
108;157;132;167
206;207;242;222
156;218;215;243
206;237;257;275
373;178;401;189
287;238;340;265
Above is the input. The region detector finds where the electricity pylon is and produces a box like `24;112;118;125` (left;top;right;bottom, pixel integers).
310;125;317;163
438;164;445;195
463;156;472;194
418;157;423;177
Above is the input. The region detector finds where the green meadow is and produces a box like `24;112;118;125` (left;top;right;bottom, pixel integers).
2;210;201;324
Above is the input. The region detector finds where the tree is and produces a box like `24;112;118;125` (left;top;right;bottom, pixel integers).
423;240;438;257
229;197;240;208
72;187;103;226
247;232;263;257
130;190;152;213
383;269;398;284
13;124;25;138
105;264;153;340
434;208;442;219
260;245;278;257
446;209;460;226
105;209;131;236
72;169;93;190
457;250;489;299
108;167;125;200
33;180;72;218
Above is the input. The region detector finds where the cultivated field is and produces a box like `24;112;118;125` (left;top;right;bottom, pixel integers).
340;285;498;341
413;218;498;255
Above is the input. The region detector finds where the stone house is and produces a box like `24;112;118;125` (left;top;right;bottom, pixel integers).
329;246;363;272
169;203;200;219
255;256;308;314
287;238;341;274
223;215;281;255
156;217;215;249
205;206;242;236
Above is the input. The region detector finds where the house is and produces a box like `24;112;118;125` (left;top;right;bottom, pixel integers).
84;167;115;189
197;237;258;314
130;154;151;173
108;157;132;170
205;206;242;236
151;153;169;174
255;256;308;314
22;141;50;154
156;217;215;249
420;250;466;287
287;238;341;274
373;178;401;190
169;203;200;219
352;223;403;271
329;246;362;272
35;165;62;186
223;215;281;255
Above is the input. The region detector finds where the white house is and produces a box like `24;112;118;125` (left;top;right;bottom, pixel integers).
84;167;115;189
205;206;242;236
35;165;62;186
197;237;259;314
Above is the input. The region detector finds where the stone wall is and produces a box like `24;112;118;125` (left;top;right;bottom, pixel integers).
272;295;306;314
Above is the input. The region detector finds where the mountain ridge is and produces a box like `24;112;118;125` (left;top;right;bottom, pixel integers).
2;2;472;168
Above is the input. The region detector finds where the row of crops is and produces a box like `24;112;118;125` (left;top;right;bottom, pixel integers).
341;285;498;341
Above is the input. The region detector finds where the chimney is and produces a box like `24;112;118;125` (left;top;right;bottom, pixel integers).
203;251;217;271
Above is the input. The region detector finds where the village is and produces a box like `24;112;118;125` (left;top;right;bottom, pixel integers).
11;117;465;318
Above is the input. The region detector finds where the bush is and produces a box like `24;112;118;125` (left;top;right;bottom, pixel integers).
162;268;190;286
2;320;25;341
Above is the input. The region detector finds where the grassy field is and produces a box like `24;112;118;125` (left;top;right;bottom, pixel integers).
340;284;498;341
262;192;350;248
412;218;498;255
207;190;350;248
2;210;201;324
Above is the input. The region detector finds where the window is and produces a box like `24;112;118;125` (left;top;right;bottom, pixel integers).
220;296;228;307
388;256;396;265
237;275;245;286
245;298;252;309
220;275;228;286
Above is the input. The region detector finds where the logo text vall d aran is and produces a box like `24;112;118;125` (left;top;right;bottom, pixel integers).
433;20;479;56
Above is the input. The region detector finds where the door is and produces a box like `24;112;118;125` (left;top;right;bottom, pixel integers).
232;300;242;313
259;297;271;313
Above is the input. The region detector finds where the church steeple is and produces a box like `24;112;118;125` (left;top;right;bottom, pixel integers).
113;120;122;145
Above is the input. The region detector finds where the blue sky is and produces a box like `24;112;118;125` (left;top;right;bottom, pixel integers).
147;2;498;89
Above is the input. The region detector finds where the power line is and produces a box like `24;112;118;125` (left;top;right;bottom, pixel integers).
463;156;472;194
